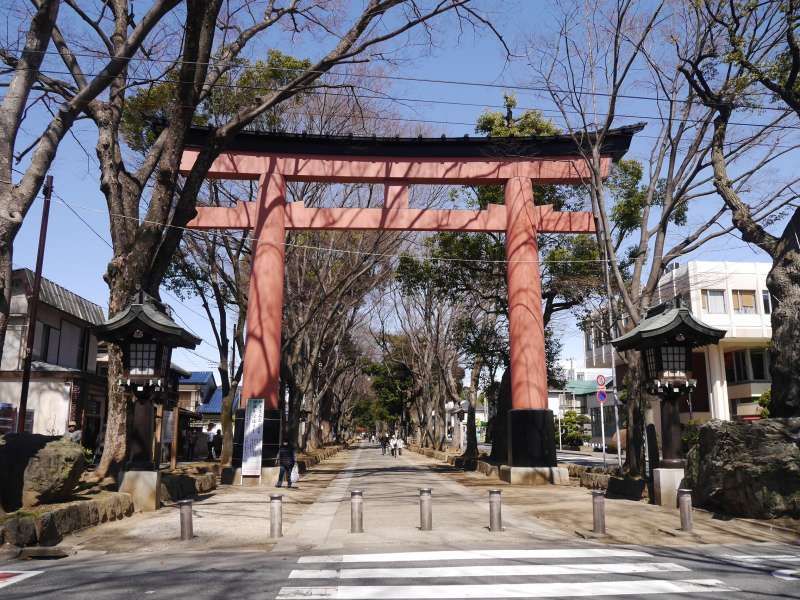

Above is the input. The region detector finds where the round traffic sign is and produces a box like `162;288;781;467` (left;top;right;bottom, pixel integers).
596;390;607;403
596;374;606;386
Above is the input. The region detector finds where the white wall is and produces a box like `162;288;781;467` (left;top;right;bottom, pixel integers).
0;380;70;435
0;321;24;371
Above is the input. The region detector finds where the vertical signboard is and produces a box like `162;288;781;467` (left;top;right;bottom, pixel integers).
241;398;265;480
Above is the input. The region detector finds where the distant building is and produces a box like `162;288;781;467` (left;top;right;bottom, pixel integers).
0;269;105;445
585;261;773;423
178;371;217;413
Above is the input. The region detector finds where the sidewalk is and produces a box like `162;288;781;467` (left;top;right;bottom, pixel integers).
413;448;800;547
60;443;798;556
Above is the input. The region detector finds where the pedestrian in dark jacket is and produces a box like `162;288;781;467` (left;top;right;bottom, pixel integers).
276;441;296;488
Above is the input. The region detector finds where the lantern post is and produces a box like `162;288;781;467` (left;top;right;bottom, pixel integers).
611;297;724;507
94;291;201;511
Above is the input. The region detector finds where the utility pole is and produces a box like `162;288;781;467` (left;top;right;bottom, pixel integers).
18;175;53;433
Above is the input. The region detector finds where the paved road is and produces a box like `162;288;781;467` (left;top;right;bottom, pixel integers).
2;444;798;599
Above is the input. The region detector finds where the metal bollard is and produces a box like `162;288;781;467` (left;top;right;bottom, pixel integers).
678;488;693;532
419;488;433;531
351;490;364;533
178;499;193;541
270;494;283;538
591;490;606;535
489;489;502;532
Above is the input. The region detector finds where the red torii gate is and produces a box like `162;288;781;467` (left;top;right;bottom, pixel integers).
180;126;639;470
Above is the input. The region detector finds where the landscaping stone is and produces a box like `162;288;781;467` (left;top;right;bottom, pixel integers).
0;433;57;511
606;476;647;500
21;437;85;507
579;471;610;490
34;511;62;546
688;418;800;519
2;514;37;546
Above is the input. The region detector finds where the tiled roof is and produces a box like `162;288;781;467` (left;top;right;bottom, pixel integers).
16;268;105;325
180;371;215;385
198;387;241;414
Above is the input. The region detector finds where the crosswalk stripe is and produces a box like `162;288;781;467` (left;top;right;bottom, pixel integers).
289;562;690;579
297;548;651;564
721;554;800;562
276;578;737;599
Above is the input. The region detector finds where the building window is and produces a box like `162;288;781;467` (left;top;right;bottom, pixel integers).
32;320;61;363
701;289;726;314
761;290;772;314
584;331;592;351
129;343;157;375
732;290;757;314
750;349;768;380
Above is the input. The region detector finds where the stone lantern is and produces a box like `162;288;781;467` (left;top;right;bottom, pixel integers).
611;297;724;506
95;291;200;510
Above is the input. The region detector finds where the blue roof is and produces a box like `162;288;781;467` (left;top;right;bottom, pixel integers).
199;388;241;414
180;371;215;385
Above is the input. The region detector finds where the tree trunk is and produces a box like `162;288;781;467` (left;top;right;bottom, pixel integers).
623;351;646;477
766;213;800;417
489;369;511;463
95;345;128;480
0;243;13;370
219;391;235;467
462;359;481;465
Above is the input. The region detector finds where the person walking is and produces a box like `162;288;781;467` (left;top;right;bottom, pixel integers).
276;441;296;488
380;434;388;455
205;423;216;460
212;429;223;460
389;434;398;458
396;436;404;456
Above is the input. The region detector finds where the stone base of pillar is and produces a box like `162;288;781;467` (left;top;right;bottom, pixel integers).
654;467;686;508
119;469;161;512
507;409;557;467
237;466;281;486
499;465;569;485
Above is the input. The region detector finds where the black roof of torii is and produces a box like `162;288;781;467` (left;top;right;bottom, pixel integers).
184;123;645;161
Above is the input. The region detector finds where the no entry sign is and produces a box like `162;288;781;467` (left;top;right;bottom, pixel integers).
596;374;606;386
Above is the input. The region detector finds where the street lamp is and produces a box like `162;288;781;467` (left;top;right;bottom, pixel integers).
611;297;725;469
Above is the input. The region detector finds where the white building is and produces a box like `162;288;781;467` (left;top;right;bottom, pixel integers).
0;269;106;444
585;261;773;423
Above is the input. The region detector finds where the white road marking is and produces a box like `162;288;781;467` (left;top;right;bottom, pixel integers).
297;548;651;564
772;569;800;581
0;571;43;590
721;554;800;562
276;578;737;599
289;562;689;579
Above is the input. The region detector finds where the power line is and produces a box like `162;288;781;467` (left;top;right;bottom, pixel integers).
8;47;790;111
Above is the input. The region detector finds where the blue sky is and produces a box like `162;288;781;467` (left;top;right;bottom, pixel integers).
9;1;782;376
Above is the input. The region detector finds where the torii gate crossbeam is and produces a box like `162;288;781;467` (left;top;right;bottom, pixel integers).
180;126;641;473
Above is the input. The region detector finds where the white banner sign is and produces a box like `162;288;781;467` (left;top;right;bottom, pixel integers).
241;398;265;477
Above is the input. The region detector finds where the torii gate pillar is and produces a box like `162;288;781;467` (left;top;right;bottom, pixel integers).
505;177;557;469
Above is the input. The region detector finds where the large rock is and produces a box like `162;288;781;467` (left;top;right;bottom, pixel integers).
0;434;85;510
689;418;800;519
22;437;86;507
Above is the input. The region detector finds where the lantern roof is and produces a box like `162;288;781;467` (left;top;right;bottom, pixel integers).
94;290;201;349
611;298;725;351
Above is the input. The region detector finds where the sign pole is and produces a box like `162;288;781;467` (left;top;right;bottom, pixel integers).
600;401;607;469
613;401;623;469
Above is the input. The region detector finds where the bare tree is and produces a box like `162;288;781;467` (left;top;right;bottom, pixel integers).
677;0;800;417
0;0;180;366
19;0;498;480
533;0;797;474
